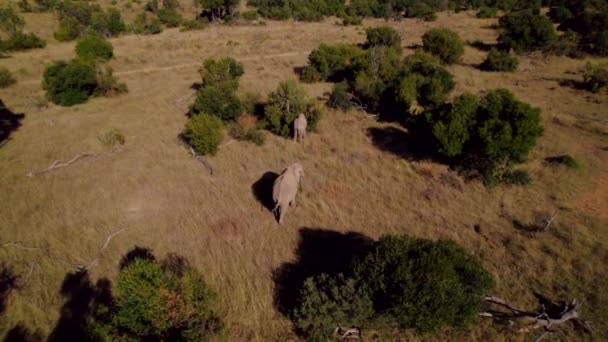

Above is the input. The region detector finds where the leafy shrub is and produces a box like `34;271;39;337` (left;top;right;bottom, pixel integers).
550;0;608;56
290;235;494;340
99;128;126;147
55;16;83;41
583;62;608;93
157;7;182;27
199;57;244;87
90;8;126;37
0;6;24;35
18;0;33;12
304;43;364;82
241;10;259;21
398;51;455;115
480;48;518;72
545;30;581;57
183;113;224;155
0;67;16;88
42;60;97;106
476;6;497;18
2;32;46;51
365;26;401;48
498;10;557;53
502;169;531;185
422;28;465;65
352;236;494;333
328;81;352;110
545;154;579;169
180;19;207;31
91;257;221;340
191;84;243;121
292;274;374;342
54;0;124;40
227;119;265;145
94;64;128;97
75;36;113;61
196;0;239;21
132;12;162;34
249;0;344;22
340;15;362;26
428;93;479;157
145;0;159;12
261;79;309;137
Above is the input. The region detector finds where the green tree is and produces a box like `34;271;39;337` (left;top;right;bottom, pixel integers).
0;6;25;36
262;79;308;137
199;57;244;88
428;93;479;157
422;28;465;65
0;67;16;88
183;113;224;155
498;10;557;53
480;48;519;71
191;83;243;121
196;0;239;21
75;36;113;61
42;60;97;106
365;26;401;48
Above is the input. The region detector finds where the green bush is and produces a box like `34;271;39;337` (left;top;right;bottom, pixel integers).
398;51;455;115
55;16;83;41
89;8;126;37
18;0;33;12
290;235;494;340
191;84;243;121
99;128;126;147
328;81;352;110
0;6;25;35
94;64;128;96
91;257;221;340
180;19;207;31
428;93;479;157
54;0;124;40
583;62;608;93
145;0;159;12
183;113;224;155
292;274;374;342
261;79;308;137
0;67;16;88
157;7;182;27
476;6;497;18
1;32;46;51
422;28;465;65
304;43;364;81
133;12;162;34
241;10;259;21
502;169;531;185
75;36;113;61
548;0;608;56
545;30;581;57
498;10;557;53
352;236;494;333
42;59;97;106
227;122;265;145
480;48;518;72
196;0;239;21
199;57;244;87
365;26;401;48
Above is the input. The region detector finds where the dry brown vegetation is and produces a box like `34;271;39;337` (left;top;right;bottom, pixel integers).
0;7;607;341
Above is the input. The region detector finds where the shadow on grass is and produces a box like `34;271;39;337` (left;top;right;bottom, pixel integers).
272;228;374;316
48;271;112;342
558;79;588;91
0;100;25;146
251;171;279;213
4;323;43;342
469;40;497;52
0;264;19;316
367;126;438;162
119;246;155;270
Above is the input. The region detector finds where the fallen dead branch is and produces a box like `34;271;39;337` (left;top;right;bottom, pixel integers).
334;326;361;341
76;227;126;271
2;242;39;250
481;295;592;340
26;146;123;177
189;147;214;175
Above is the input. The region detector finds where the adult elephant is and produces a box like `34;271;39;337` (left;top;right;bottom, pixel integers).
272;163;304;224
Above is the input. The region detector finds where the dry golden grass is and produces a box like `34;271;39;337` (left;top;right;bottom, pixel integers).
1;9;607;342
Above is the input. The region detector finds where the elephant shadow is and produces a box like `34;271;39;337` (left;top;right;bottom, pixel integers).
251;171;279;213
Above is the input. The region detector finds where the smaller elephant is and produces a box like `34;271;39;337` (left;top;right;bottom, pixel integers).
272;163;304;224
293;113;307;143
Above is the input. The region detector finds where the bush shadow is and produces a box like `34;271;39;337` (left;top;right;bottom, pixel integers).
48;270;112;342
558;79;587;91
251;171;279;213
119;246;155;270
0;100;25;145
367;126;439;162
469;40;497;52
4;323;43;342
0;264;19;316
272;227;374;316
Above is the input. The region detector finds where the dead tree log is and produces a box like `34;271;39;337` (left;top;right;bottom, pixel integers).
334;326;361;341
26;146;123;177
481;295;592;339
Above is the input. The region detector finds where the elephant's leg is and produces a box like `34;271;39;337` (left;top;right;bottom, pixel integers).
279;203;288;224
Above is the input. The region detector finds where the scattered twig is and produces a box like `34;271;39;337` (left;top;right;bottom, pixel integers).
334;326;361;340
541;212;558;232
189;147;214;175
2;242;39;250
23;263;35;280
26;146;123;177
76;228;126;271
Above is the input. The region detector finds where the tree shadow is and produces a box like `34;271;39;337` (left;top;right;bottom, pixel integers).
272;227;374;316
367;126;438;162
161;253;191;277
119;246;155;270
48;270;112;342
0;100;25;145
3;323;43;342
558;79;587;91
251;171;279;213
469;40;497;52
0;264;19;316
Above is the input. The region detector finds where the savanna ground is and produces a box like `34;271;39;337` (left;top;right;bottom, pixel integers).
1;7;608;341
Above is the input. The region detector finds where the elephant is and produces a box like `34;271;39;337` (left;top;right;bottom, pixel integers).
293;113;307;143
272;163;304;224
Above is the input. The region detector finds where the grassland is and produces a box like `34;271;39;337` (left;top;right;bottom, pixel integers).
1;8;607;341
